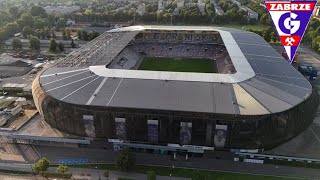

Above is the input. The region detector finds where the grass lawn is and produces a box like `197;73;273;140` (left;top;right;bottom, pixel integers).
70;164;299;180
138;57;217;73
220;24;269;31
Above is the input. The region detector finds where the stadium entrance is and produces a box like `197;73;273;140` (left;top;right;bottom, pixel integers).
109;140;214;157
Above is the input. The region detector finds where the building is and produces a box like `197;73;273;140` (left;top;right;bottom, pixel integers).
230;0;259;20
211;0;224;15
158;0;169;11
136;4;146;15
181;0;206;14
313;5;320;17
32;26;319;152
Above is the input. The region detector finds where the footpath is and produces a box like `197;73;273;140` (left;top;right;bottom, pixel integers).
46;167;189;180
0;162;189;180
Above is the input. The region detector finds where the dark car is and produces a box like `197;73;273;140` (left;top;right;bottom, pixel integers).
298;65;318;79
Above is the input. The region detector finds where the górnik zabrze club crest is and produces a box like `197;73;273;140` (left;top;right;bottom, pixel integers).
265;0;316;63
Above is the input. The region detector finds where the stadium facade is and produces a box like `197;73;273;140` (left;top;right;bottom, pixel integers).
32;26;319;150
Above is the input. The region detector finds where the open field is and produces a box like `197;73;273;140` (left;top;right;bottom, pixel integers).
138;57;217;73
220;24;269;31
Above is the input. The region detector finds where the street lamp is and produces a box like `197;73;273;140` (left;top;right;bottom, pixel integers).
95;166;101;180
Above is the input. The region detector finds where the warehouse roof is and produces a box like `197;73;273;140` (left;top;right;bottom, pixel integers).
39;26;312;115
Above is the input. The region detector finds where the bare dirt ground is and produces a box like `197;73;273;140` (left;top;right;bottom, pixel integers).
3;110;37;130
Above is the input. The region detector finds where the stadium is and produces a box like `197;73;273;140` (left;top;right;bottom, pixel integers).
32;26;319;150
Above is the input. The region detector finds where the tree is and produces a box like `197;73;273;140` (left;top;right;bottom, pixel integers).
30;6;47;17
71;39;76;48
58;42;65;52
271;32;278;42
77;30;82;40
263;26;273;42
62;30;68;40
33;158;50;173
104;171;109;178
82;30;89;41
147;170;156;180
84;9;93;16
0;28;8;43
56;18;66;31
116;147;135;172
52;30;56;39
4;23;21;36
34;17;48;29
49;39;57;52
89;31;99;40
17;13;34;28
12;38;22;50
22;26;33;38
28;36;40;50
57;165;68;174
9;6;20;19
260;13;271;26
312;36;320;53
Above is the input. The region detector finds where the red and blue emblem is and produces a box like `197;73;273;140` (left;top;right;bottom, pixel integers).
265;0;316;63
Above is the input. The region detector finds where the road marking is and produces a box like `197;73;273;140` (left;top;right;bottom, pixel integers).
42;70;89;86
310;127;320;144
257;76;310;90
86;77;108;105
41;68;89;78
47;75;96;92
107;78;123;106
243;53;283;59
60;77;100;101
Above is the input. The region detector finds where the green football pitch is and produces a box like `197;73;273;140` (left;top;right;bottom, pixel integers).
138;57;217;73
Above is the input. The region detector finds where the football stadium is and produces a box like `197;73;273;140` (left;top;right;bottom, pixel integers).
32;26;319;150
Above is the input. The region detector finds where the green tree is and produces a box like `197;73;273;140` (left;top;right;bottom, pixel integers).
0;11;13;26
263;26;273;42
4;22;21;36
104;171;109;178
9;6;20;19
28;35;40;51
49;39;57;52
58;42;65;52
116;147;135;172
82;30;89;41
22;26;33;38
30;6;47;17
33;158;49;173
0;28;8;44
44;27;51;39
56;18;66;31
271;32;278;42
147;170;156;180
34;17;48;29
17;13;34;28
84;9;93;16
12;38;22;50
89;31;99;40
77;30;82;40
62;30;67;40
57;164;68;174
312;36;320;53
52;30;56;39
71;39;76;48
260;13;271;25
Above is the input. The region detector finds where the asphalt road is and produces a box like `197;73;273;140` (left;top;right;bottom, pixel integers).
33;145;320;179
